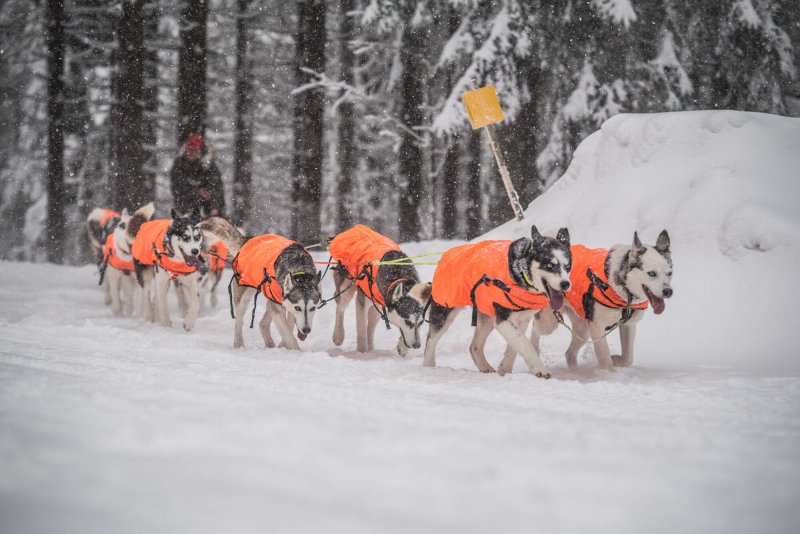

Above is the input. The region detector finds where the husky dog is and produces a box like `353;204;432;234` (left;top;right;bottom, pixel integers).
85;207;120;261
423;226;572;378
103;202;155;316
86;207;121;304
199;218;323;350
500;230;673;373
131;209;205;331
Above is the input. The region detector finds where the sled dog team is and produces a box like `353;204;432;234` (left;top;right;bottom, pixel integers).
87;204;674;378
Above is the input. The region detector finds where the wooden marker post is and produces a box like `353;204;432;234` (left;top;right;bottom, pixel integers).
462;82;524;221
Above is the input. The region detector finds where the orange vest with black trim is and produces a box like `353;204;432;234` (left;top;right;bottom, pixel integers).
103;234;134;272
232;234;297;304
208;241;228;273
131;219;197;276
100;209;120;225
431;240;549;317
565;245;649;319
328;224;402;307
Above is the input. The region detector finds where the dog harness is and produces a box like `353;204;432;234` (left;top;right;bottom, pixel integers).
103;234;134;272
328;224;402;308
232;234;298;305
131;219;197;276
566;245;648;320
432;240;549;325
208;241;228;273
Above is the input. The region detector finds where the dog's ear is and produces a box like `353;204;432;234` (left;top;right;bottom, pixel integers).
633;231;645;253
392;281;405;304
531;225;542;241
421;282;432;303
170;208;178;220
509;237;532;260
655;230;670;253
556;227;570;245
282;274;295;295
121;208;130;219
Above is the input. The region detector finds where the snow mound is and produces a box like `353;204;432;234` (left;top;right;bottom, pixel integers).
486;110;800;373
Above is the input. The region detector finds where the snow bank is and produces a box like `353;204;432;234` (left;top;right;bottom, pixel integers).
486;110;800;373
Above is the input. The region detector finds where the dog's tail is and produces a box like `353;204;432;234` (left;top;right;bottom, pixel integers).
198;217;247;256
127;202;155;239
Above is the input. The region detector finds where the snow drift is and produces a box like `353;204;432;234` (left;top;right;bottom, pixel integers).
487;110;800;373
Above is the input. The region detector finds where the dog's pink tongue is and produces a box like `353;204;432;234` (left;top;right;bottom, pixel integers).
645;288;666;315
296;330;308;341
185;255;198;267
548;290;565;311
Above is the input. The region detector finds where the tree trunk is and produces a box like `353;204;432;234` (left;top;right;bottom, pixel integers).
465;129;482;240
233;0;253;228
397;21;425;242
439;7;460;240
112;0;146;211
139;0;158;207
46;0;65;264
291;0;326;244
177;0;208;144
335;0;356;233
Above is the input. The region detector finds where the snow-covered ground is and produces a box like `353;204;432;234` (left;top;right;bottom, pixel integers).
2;110;800;533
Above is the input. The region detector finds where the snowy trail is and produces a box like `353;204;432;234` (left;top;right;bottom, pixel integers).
1;259;799;534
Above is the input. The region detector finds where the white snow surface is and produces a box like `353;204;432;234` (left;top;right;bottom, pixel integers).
2;110;800;533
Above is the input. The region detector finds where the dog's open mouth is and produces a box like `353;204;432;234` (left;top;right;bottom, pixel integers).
184;254;200;268
543;281;565;311
643;285;665;315
296;329;308;341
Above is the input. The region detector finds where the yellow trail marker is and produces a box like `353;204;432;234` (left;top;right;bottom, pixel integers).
462;85;505;129
462;82;524;221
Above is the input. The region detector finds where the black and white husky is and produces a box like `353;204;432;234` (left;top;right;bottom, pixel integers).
423;226;572;379
131;210;205;331
331;252;432;358
501;230;673;373
104;202;154;316
198;218;323;350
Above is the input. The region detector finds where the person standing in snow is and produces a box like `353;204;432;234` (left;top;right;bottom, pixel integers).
169;133;226;218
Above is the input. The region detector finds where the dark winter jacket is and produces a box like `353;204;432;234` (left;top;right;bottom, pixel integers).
169;155;225;217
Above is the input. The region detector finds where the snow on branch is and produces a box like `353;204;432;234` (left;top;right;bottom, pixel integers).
590;0;637;28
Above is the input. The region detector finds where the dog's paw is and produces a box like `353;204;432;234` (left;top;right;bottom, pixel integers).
332;331;344;346
264;337;275;349
534;370;552;379
183;321;195;332
396;340;409;358
611;355;632;367
478;365;497;374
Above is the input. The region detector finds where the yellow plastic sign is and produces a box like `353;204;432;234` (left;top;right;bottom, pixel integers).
462;85;505;129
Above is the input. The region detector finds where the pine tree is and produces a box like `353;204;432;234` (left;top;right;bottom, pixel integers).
232;0;254;229
336;0;357;233
46;0;66;264
177;0;208;143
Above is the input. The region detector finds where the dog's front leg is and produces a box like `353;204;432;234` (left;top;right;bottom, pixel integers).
122;275;135;316
154;271;172;327
331;271;355;347
102;275;112;306
232;284;254;348
182;275;200;332
422;305;459;368
498;312;535;375
269;301;301;351
563;310;589;369
589;323;614;371
366;305;380;353
108;269;123;316
355;291;369;353
140;269;155;322
494;316;551;379
469;312;497;373
258;309;275;348
613;317;641;367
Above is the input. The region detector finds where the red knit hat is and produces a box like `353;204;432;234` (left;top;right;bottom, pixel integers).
185;133;204;151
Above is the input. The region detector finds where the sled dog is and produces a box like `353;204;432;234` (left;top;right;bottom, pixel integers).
199;217;322;350
86;207;121;305
499;230;673;373
328;224;432;357
101;202;154;316
423;226;572;378
131;209;204;331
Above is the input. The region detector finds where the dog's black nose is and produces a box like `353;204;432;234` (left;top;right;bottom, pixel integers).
412;341;421;349
663;287;673;298
560;280;571;291
302;326;311;334
191;248;200;256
